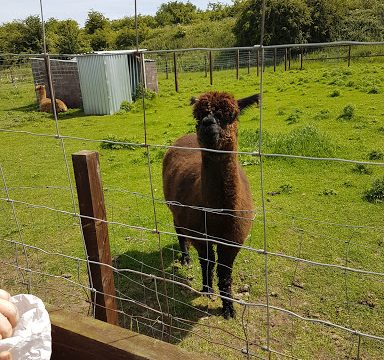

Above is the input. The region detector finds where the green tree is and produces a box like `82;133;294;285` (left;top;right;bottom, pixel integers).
54;20;90;54
334;6;384;41
233;0;312;46
155;1;198;26
307;0;346;43
0;16;43;53
115;28;137;49
89;28;114;51
22;15;44;52
85;10;108;35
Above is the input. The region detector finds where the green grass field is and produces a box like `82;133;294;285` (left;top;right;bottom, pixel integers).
0;56;383;359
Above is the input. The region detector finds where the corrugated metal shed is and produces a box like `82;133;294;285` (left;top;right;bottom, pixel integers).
77;51;143;115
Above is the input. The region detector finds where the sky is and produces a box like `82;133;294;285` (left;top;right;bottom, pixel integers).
0;0;233;26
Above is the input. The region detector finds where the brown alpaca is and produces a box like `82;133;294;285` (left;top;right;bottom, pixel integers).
163;91;257;319
35;85;68;113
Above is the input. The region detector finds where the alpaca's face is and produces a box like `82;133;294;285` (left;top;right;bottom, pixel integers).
193;92;239;150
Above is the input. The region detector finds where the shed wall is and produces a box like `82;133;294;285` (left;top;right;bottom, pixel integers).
31;58;82;108
77;54;134;115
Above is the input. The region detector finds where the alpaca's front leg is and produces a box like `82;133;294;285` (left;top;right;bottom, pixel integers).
196;242;215;294
217;245;239;319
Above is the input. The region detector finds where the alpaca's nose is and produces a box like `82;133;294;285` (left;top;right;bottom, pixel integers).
202;114;217;127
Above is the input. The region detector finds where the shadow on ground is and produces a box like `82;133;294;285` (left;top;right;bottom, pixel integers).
113;243;222;344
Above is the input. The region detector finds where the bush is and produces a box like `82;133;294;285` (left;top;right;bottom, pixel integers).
120;100;132;112
368;150;384;160
338;104;355;121
279;183;293;194
321;189;338;196
285;109;302;125
364;177;384;204
329;89;341;97
314;109;330;121
352;164;373;175
134;84;157;101
272;125;336;158
239;129;272;152
368;86;380;94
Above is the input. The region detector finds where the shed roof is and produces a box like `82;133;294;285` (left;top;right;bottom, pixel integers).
76;50;147;57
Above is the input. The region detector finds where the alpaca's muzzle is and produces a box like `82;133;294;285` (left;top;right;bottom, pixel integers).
202;114;217;127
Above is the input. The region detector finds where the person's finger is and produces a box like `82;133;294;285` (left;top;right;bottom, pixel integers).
0;299;19;328
0;351;12;360
0;290;11;301
0;313;13;340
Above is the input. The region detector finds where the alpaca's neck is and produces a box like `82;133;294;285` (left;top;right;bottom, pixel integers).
37;88;47;103
201;150;241;210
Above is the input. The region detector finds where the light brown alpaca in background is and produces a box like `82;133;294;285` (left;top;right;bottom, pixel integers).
35;84;68;113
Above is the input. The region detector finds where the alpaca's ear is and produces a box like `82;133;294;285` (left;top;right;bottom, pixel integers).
237;94;259;111
190;96;198;105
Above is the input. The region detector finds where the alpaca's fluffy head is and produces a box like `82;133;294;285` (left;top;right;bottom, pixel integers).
35;84;46;96
191;91;258;151
192;92;239;151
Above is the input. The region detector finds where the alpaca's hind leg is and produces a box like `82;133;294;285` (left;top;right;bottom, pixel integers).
195;241;215;294
217;245;239;319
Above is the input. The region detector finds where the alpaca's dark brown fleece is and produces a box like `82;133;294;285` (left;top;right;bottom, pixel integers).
162;91;257;319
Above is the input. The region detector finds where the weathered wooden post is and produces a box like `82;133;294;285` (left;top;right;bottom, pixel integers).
236;49;240;80
256;49;259;77
173;52;179;92
273;48;277;72
165;55;169;80
288;48;291;70
284;48;287;71
247;51;251;74
300;47;304;70
204;54;208;77
209;50;213;85
348;45;352;67
72;150;118;326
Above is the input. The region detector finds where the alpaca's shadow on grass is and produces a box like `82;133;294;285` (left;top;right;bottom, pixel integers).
11;103;39;112
113;244;222;344
11;103;87;120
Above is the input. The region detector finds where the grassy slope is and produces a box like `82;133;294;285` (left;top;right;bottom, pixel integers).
0;57;383;359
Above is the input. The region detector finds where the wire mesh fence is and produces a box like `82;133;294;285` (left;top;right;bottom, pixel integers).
1;31;384;360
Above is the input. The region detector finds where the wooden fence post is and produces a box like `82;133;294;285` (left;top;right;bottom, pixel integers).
348;45;351;67
288;48;291;70
300;47;304;70
256;50;259;77
273;48;277;72
173;52;179;92
247;51;251;74
284;48;287;71
165;55;169;80
72;150;118;326
204;55;208;77
209;50;213;85
236;49;240;80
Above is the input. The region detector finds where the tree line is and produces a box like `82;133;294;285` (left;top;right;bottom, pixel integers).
0;0;383;55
